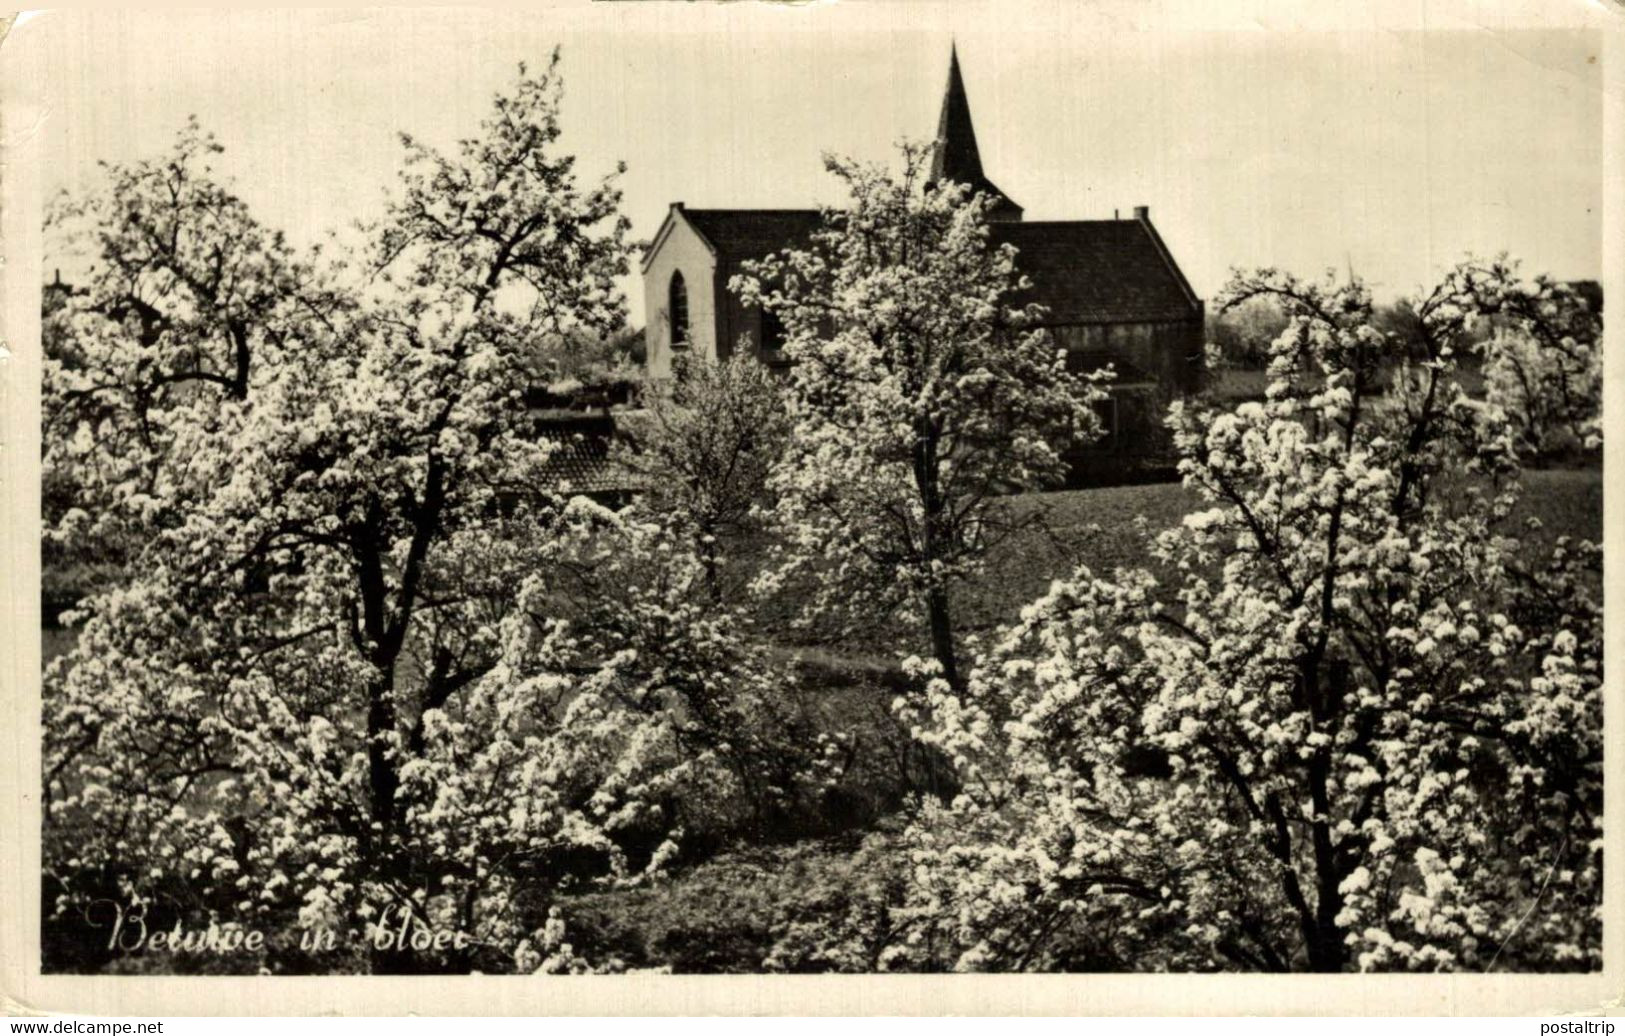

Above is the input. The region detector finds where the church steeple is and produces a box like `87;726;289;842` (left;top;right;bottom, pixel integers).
928;45;1022;221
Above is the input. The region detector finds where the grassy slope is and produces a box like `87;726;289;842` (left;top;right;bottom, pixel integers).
957;466;1601;642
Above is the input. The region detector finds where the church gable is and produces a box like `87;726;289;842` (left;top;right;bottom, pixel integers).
662;209;823;366
639;203;720;379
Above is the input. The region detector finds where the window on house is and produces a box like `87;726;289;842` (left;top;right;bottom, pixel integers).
761;307;787;359
669;271;690;350
1091;395;1119;450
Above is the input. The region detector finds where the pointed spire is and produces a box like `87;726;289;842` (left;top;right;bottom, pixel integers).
928;44;1022;221
931;44;982;184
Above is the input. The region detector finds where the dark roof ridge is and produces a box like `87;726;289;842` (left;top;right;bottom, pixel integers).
1132;216;1202;310
1002;218;1139;226
683;206;821;214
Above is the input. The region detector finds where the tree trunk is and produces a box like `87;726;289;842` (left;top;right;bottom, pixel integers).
354;517;415;974
365;672;400;830
925;581;960;693
363;665;416;975
355;523;402;833
699;524;723;605
912;419;962;693
1302;658;1350;972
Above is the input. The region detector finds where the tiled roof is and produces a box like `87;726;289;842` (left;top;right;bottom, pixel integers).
676;208;1200;326
531;415;639;496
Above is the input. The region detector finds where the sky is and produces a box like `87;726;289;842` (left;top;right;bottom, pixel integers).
13;4;1608;323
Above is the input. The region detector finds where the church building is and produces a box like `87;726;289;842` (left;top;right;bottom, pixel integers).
639;49;1206;479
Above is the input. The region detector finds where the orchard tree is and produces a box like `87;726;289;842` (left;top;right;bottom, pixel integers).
876;262;1601;972
43;119;318;580
1206;293;1289;370
616;352;792;603
734;142;1107;689
43;54;786;973
1439;258;1601;460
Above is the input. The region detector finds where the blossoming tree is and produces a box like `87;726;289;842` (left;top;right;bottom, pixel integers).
42;118;316;586
881;263;1602;972
43;55;780;973
1442;258;1602;459
734;143;1107;689
616;352;792;604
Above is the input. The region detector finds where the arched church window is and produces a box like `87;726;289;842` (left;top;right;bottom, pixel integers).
669;271;690;350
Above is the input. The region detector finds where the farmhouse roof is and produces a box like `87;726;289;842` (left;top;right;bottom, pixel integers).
530;414;640;497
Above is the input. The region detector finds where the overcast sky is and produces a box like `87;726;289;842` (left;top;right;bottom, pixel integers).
16;4;1606;321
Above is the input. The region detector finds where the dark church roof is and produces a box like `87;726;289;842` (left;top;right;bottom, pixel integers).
995;220;1200;325
680;209;825;264
673;208;1200;326
928;45;1022;221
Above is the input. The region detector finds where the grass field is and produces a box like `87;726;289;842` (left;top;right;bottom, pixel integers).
951;466;1601;643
